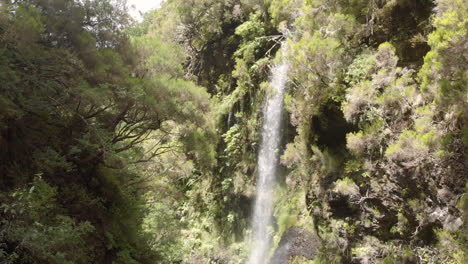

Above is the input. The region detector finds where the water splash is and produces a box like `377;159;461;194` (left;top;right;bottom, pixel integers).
248;61;289;264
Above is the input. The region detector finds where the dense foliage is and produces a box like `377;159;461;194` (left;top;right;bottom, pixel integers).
0;0;213;262
0;0;466;263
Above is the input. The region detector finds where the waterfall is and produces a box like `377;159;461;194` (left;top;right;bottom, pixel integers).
227;111;233;128
248;60;289;264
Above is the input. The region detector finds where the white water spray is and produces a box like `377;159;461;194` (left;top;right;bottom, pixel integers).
248;60;289;264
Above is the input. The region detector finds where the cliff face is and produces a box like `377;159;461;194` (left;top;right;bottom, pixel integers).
271;227;319;263
176;0;467;262
279;1;468;262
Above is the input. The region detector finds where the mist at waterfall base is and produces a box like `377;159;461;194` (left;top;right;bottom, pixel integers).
247;62;289;264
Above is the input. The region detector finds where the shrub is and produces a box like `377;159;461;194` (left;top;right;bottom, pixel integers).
334;177;360;197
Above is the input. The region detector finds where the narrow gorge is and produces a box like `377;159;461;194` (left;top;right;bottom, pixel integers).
0;0;466;264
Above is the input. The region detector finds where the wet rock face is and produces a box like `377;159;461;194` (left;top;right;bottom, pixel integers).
270;227;319;264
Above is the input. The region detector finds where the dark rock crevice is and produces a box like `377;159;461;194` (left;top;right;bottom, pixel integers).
270;227;320;264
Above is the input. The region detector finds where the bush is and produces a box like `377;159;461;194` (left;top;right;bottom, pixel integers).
0;177;95;264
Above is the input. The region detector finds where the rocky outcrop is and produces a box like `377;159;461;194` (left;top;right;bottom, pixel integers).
270;227;320;264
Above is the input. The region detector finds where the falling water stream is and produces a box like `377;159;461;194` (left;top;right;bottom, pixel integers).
248;60;289;264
